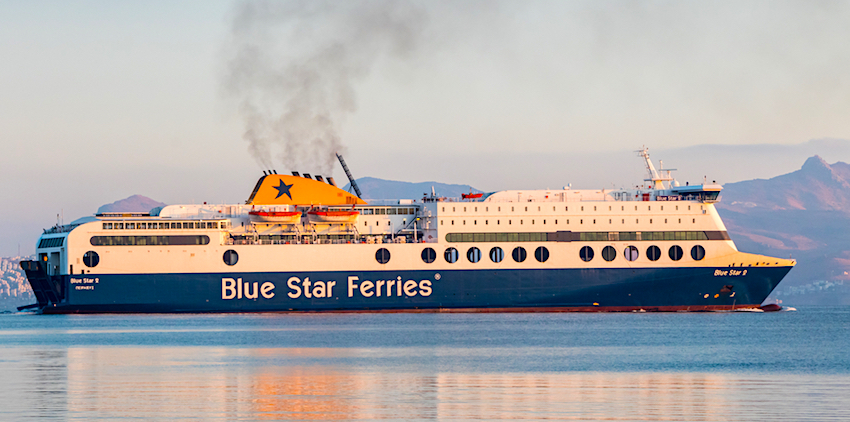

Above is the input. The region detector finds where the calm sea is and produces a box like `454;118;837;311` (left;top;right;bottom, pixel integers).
1;307;848;421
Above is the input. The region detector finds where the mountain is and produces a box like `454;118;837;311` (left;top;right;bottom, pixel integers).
345;177;482;201
97;195;166;214
719;155;850;213
5;160;850;310
0;256;35;311
717;156;850;304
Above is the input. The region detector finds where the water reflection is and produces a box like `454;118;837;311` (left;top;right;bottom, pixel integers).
2;346;849;421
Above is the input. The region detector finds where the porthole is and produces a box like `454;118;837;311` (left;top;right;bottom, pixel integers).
669;245;683;261
580;246;594;262
691;245;706;261
467;247;481;263
512;247;527;263
624;246;639;261
83;251;99;267
490;247;504;263
534;246;549;263
376;248;390;264
602;246;616;262
223;250;238;266
646;245;661;261
445;247;458;263
421;248;436;264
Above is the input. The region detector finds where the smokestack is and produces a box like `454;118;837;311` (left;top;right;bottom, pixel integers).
303;173;312;179
315;175;325;183
327;177;337;187
291;171;300;177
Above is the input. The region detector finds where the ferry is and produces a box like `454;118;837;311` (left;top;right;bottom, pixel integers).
20;149;794;313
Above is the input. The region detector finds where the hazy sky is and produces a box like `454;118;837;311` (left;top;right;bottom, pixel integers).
2;0;850;256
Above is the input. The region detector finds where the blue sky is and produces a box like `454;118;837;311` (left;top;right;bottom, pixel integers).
1;1;850;255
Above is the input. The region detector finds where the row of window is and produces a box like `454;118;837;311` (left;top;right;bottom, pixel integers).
353;207;417;216
442;205;701;213
373;244;706;265
90;235;210;246
579;245;705;262
415;246;550;264
445;231;727;243
102;221;224;230
38;237;65;248
443;217;701;227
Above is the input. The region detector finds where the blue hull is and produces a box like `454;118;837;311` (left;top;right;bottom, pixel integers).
42;266;792;313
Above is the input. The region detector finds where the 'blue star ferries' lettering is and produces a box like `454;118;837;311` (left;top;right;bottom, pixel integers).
273;180;294;200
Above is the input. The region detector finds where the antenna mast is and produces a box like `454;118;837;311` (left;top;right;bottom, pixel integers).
336;153;362;198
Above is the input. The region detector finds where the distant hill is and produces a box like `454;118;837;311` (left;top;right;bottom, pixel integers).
344;177;482;201
97;195;166;214
0;256;35;311
717;155;850;304
720;155;850;213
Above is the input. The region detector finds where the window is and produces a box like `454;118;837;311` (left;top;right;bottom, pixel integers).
580;246;594;262
534;246;549;263
602;246;616;262
669;245;683;261
624;246;639;261
38;237;65;248
512;247;527;262
691;245;706;261
83;251;99;267
223;250;238;266
376;248;391;264
646;245;661;261
421;248;436;263
490;247;504;263
445;247;458;263
467;247;481;263
90;235;210;246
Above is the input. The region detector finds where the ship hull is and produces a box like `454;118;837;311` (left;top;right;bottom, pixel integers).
42;266;792;314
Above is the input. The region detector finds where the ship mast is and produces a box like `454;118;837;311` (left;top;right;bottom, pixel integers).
336;153;362;198
637;146;675;190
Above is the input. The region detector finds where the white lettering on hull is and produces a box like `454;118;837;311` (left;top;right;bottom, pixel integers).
222;275;434;301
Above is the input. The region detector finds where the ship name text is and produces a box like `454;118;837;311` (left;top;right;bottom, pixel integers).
221;275;433;300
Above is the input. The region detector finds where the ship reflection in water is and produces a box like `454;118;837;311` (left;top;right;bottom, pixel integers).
3;346;850;421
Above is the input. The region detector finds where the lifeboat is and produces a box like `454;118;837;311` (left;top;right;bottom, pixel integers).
248;210;302;224
307;210;360;224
